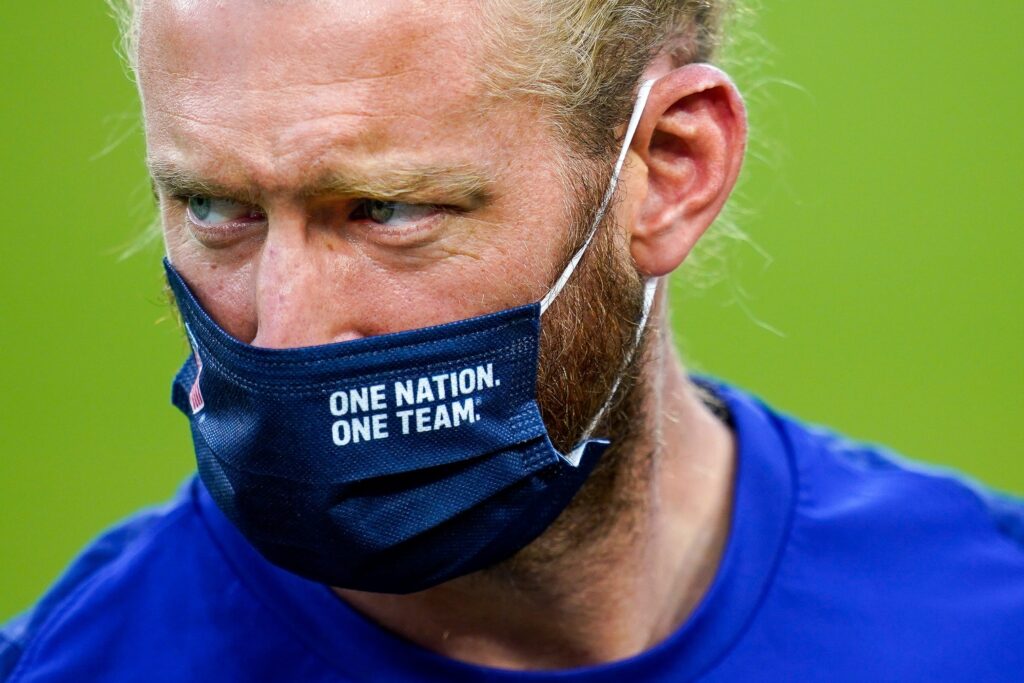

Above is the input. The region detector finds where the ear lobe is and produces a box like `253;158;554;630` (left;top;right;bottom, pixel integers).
627;65;747;277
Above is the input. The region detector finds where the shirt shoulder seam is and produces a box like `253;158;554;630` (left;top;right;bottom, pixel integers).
803;429;1024;558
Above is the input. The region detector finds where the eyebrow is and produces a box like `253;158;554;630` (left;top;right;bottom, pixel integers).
148;160;493;208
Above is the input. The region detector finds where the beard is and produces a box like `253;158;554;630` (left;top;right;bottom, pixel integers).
489;162;655;580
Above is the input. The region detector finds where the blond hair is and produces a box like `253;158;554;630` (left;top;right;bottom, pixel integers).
480;1;730;159
109;1;730;157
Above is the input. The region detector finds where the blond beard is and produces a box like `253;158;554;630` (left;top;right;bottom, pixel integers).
485;166;654;587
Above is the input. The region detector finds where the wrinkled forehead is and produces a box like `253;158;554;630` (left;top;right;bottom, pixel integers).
135;0;512;186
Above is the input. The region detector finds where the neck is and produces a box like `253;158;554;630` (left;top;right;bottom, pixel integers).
335;330;736;671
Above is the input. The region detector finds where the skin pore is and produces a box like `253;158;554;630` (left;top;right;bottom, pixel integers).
137;0;745;671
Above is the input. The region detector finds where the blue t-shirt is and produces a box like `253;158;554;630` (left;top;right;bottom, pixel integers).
3;382;1023;682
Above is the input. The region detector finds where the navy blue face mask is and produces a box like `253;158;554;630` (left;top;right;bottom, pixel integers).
168;81;656;594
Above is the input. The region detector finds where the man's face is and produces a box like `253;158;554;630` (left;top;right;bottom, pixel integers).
139;0;648;472
139;0;588;348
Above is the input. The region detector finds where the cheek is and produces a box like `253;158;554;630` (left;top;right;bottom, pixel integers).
349;234;532;333
466;177;578;302
165;244;260;343
432;217;564;314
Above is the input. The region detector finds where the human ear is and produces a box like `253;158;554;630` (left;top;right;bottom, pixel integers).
626;64;747;276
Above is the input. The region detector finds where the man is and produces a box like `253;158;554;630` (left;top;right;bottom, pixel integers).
3;1;1022;680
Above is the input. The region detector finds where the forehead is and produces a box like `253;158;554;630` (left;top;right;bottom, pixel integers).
136;0;512;191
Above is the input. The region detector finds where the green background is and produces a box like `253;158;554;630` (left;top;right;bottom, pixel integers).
2;2;1021;620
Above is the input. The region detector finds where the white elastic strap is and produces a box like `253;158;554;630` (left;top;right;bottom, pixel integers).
539;79;656;315
561;276;659;467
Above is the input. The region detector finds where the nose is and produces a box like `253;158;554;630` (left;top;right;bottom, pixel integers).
249;212;365;349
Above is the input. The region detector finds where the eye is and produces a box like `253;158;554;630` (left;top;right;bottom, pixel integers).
351;200;439;228
186;196;265;227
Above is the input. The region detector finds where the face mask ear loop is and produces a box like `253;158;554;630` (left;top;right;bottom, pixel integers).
561;276;658;467
539;79;656;315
